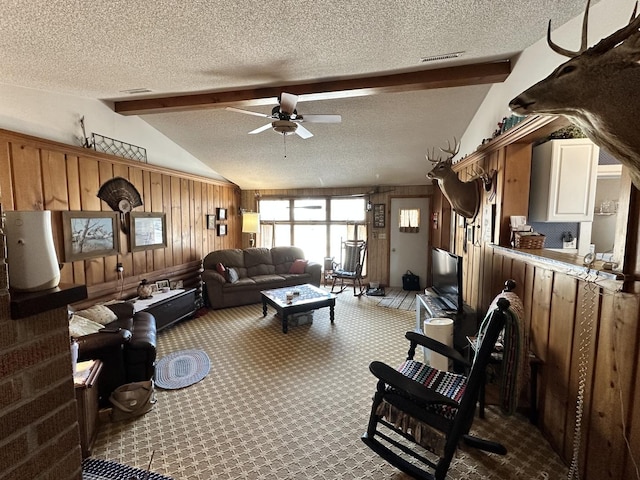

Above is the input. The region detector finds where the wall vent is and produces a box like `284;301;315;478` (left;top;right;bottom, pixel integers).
420;51;464;63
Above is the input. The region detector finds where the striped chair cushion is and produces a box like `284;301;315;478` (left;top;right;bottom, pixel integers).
395;360;467;420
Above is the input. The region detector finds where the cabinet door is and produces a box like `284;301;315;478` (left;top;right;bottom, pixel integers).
530;139;599;222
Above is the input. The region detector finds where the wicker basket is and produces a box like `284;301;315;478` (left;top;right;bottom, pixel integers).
514;232;546;249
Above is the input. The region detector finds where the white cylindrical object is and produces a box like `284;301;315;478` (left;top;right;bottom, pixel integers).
424;318;454;371
5;211;60;292
70;340;79;375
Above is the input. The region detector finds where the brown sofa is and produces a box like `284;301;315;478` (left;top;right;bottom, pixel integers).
75;302;156;407
202;246;322;309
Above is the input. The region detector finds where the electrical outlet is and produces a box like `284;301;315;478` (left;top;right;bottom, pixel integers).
563;239;577;249
116;263;124;273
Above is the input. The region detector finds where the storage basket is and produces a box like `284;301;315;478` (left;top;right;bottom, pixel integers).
514;232;546;249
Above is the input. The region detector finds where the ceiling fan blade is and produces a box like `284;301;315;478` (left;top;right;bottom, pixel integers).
299;114;342;124
279;92;298;115
248;123;274;135
225;106;272;118
294;124;313;139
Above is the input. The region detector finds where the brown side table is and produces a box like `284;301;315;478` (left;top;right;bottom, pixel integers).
74;359;103;458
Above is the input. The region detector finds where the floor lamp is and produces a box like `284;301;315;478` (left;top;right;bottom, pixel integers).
242;212;260;247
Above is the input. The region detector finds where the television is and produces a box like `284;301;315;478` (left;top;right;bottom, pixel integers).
430;247;463;312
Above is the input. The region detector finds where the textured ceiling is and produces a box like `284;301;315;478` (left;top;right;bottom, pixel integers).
0;1;598;190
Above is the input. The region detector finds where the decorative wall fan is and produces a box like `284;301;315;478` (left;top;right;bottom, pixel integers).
226;92;341;139
97;177;143;232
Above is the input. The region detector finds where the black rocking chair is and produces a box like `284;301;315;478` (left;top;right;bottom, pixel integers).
361;297;511;480
331;239;367;296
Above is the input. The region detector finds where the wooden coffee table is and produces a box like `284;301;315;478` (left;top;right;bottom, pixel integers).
261;284;336;333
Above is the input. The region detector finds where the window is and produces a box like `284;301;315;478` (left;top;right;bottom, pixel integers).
257;197;366;265
399;208;420;233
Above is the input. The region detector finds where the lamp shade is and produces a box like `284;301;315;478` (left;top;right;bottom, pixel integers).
5;210;60;292
242;212;260;234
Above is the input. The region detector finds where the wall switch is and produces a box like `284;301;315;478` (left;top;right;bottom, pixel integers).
563;239;577;249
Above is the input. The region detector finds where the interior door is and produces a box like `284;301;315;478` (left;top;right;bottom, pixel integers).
389;197;430;288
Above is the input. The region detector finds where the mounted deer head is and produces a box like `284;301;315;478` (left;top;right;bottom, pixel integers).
509;0;640;189
426;138;488;220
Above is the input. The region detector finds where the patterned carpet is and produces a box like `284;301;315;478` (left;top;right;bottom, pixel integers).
90;288;568;479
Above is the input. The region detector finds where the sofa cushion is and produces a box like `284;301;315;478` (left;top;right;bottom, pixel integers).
244;248;276;277
76;305;119;325
289;259;308;274
69;314;104;338
227;267;240;284
203;249;245;271
272;246;306;274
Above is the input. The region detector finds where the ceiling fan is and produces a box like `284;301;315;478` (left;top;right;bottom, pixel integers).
225;92;341;139
350;186;396;197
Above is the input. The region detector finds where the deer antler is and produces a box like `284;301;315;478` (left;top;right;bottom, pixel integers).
547;0;592;57
440;137;460;162
425;147;442;163
590;1;640;55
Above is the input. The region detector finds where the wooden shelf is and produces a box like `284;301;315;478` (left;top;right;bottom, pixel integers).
10;283;88;319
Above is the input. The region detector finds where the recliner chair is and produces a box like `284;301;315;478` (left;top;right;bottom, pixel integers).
75;302;156;407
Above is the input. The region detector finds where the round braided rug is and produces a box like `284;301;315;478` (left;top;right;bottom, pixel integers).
155;349;210;390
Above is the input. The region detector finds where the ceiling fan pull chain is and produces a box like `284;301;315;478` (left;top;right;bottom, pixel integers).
283;132;287;158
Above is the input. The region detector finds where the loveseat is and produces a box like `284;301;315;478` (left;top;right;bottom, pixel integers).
202;246;322;309
72;302;157;407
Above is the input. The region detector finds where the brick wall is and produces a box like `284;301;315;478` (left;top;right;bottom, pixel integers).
0;299;82;480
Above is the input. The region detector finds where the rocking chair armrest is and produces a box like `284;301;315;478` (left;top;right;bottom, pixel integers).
405;331;471;368
369;361;459;408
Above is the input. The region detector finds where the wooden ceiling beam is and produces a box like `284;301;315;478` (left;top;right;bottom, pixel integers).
113;60;511;116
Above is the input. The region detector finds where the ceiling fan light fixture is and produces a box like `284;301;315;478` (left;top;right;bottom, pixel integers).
272;120;297;135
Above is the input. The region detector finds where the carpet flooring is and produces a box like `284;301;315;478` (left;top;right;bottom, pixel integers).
89;288;568;479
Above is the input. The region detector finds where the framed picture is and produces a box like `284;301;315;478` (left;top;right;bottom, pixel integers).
130;212;167;251
155;279;170;290
216;208;227;220
62;211;119;262
217;223;227;236
149;283;159;294
373;204;386;228
206;214;216;230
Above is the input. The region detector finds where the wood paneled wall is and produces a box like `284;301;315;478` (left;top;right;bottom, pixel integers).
0;128;240;305
241;185;434;287
449;116;640;479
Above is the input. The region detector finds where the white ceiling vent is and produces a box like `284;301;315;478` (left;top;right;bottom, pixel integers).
420;51;464;63
119;88;153;94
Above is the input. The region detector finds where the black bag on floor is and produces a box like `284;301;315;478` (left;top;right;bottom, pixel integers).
402;270;420;291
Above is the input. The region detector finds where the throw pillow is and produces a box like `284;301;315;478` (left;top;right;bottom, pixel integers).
76;305;118;325
227;267;239;284
289;259;308;274
216;262;226;275
69;314;104;338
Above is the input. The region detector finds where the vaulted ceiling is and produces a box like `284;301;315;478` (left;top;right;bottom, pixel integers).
1;1;597;190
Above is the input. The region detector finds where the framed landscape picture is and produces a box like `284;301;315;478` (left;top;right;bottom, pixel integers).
216;208;227;220
217;223;227;236
206;214;216;230
62;211;119;262
130;212;167;251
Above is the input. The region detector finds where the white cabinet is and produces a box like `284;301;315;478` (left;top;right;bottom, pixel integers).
529;138;599;222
